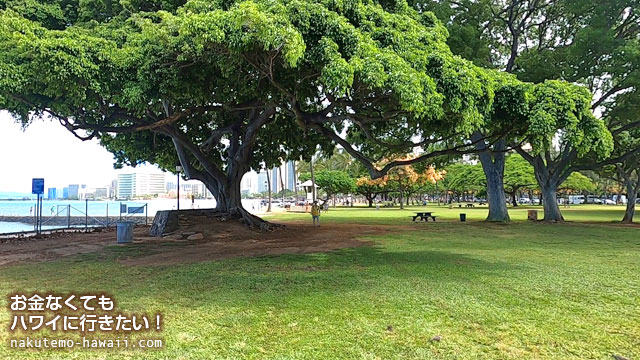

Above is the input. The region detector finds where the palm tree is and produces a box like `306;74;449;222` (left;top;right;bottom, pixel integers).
310;156;317;202
266;167;272;212
279;165;286;204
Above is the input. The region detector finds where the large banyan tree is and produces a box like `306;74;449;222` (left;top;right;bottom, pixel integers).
0;0;611;226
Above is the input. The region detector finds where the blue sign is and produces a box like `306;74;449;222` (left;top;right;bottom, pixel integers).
128;206;145;214
120;204;127;214
32;178;45;195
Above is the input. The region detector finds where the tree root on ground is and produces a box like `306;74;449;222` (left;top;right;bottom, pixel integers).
212;208;285;231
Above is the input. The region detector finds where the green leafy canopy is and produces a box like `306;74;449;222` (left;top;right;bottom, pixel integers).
0;0;608;184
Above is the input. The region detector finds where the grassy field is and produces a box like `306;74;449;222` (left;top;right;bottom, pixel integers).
270;203;638;224
0;206;638;359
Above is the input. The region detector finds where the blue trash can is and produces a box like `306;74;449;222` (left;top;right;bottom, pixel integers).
459;213;467;222
116;222;134;243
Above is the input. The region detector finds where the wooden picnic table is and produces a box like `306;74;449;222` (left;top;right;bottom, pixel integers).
465;203;475;208
411;212;437;222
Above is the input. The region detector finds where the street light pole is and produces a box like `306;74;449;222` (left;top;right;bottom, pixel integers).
176;165;182;210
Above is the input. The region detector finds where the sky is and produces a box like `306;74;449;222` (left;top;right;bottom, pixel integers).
0;111;163;193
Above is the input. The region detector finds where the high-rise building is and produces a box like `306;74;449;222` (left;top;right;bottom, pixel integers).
67;184;80;199
62;187;69;199
255;162;298;194
271;168;279;193
240;171;259;195
117;173;166;198
94;188;108;198
109;180;118;199
190;183;208;198
257;171;268;193
286;161;296;191
166;182;177;192
273;161;297;193
47;188;57;200
168;179;213;198
78;184;89;199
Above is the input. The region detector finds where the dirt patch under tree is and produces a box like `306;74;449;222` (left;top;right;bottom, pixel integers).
0;214;401;267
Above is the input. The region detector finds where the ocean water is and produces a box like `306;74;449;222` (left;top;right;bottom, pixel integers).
0;198;263;234
0;200;151;217
0;221;58;234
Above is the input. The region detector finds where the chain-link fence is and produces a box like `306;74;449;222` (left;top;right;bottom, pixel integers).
0;200;149;237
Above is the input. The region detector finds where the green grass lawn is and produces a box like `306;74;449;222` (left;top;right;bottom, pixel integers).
0;206;638;359
269;203;637;224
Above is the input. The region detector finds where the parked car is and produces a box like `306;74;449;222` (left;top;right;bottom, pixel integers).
604;199;616;205
586;195;602;204
519;198;531;204
568;195;585;204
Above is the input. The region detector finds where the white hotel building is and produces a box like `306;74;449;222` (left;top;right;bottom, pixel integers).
117;173;166;199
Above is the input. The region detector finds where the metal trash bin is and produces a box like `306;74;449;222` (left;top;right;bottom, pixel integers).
116;222;134;243
459;213;466;222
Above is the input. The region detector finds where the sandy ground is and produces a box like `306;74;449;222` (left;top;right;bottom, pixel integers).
0;214;398;267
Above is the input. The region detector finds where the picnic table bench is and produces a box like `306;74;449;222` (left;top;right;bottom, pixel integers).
465;203;475;208
411;212;437;222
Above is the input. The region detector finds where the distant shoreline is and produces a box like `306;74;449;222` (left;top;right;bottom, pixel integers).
0;215;150;226
0;198;152;201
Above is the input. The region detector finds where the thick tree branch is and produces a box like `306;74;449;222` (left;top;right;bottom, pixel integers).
160;125;228;184
571;146;640;172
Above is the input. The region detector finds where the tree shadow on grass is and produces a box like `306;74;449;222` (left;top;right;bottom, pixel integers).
134;245;529;309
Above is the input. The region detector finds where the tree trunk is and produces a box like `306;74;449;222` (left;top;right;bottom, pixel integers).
484;168;510;221
515;147;569;222
541;184;564;221
214;176;280;230
474;135;510;222
310;158;317;202
266;169;272;212
292;161;298;198
166;106;280;231
210;183;225;212
367;194;374;207
511;191;518;207
525;155;565;222
399;190;404;209
279;165;286;203
622;194;636;223
622;179;638;223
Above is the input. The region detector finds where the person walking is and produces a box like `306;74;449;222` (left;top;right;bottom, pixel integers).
311;201;321;226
